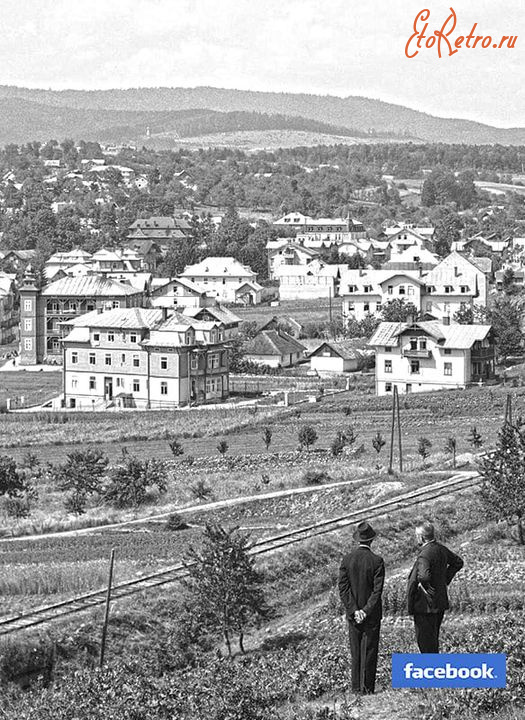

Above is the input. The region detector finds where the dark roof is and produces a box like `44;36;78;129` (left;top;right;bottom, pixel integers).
244;330;306;358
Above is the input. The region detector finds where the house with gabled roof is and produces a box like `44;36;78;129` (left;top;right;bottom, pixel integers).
243;330;306;368
308;339;371;374
180;257;262;304
369;320;495;395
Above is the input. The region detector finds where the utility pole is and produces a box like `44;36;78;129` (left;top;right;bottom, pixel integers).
504;393;513;426
388;385;403;473
99;548;116;669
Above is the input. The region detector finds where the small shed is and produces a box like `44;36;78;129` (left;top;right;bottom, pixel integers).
308;340;368;374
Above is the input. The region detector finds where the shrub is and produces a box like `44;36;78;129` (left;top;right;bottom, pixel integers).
169;438;184;457
298;425;318;452
302;468;330;486
0;456;27;498
190;479;214;502
103;457;167;508
165;513;189;531
417;436;432;463
56;449;109;496
217;440;229;456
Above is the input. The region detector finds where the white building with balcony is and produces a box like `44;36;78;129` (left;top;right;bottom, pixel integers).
369;320;495;396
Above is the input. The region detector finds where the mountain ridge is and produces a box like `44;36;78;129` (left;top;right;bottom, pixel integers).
0;85;523;145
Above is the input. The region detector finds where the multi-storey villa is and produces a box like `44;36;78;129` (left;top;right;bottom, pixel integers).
61;307;230;409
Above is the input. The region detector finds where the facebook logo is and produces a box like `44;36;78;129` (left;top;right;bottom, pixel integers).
392;653;506;688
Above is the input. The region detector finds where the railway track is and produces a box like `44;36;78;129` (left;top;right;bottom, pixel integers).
0;470;481;637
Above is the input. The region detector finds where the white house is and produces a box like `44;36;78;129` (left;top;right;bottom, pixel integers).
276;260;346;300
61;307;230;409
341;252;489;323
341;269;424;321
369;320;495;396
267;242;320;280
179;257;262;304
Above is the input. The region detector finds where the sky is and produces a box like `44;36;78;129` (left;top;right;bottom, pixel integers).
1;0;523;127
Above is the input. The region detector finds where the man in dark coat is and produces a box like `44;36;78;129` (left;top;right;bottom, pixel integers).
407;520;464;653
338;520;385;694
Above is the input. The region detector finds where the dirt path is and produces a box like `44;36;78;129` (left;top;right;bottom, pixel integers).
0;475;373;543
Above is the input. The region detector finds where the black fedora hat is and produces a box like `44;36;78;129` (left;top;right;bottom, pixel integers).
354;521;377;542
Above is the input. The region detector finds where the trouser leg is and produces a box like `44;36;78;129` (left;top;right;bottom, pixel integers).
361;622;380;694
435;610;445;652
348;623;363;692
414;613;442;653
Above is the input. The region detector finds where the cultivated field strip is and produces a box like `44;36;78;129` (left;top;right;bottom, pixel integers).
0;471;480;636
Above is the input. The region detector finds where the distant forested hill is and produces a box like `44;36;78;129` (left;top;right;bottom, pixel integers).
0;85;523;145
0;98;397;146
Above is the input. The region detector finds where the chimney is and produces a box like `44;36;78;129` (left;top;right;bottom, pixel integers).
443;315;450;326
406;313;414;325
162;306;169;321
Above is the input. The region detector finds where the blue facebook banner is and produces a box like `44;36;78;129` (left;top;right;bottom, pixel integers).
392;653;506;688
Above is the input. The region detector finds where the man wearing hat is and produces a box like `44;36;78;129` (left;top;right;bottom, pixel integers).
338;520;385;694
407;520;463;653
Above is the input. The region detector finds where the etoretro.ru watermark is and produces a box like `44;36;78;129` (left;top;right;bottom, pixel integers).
405;7;518;59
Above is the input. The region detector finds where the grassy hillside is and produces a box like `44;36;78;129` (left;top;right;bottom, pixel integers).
0;85;523;145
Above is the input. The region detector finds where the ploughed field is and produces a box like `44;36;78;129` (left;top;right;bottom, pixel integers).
0;384;520;468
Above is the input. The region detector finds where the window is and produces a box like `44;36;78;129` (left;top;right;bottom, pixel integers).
419;339;427;350
130;334;137;343
24;338;32;351
385;346;392;353
121;333;126;342
71;352;78;364
24;318;32;331
89;353;95;365
399;285;405;295
209;353;220;369
460;286;469;293
444;348;452;355
93;333;100;342
387;285;393;295
133;355;139;367
407;285;414;295
116;378;122;388
191;356;198;370
160;381;168;396
444;362;452;376
410;360;420;374
87;302;95;312
348;284;358;292
160;357;168;370
67;301;78;313
347;303;355;312
384;359;392;373
444;285;453;294
385;383;392;393
376;303;382;312
24;299;32;312
364;303;370;312
133;379;140;393
363;285;372;293
71;377;78;389
409;338;417;350
89;376;96;390
112;301;120;309
105;354;111;366
121;354;126;364
107;332;115;342
426;301;432;311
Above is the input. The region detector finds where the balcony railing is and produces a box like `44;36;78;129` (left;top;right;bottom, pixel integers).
402;349;432;358
471;347;494;359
